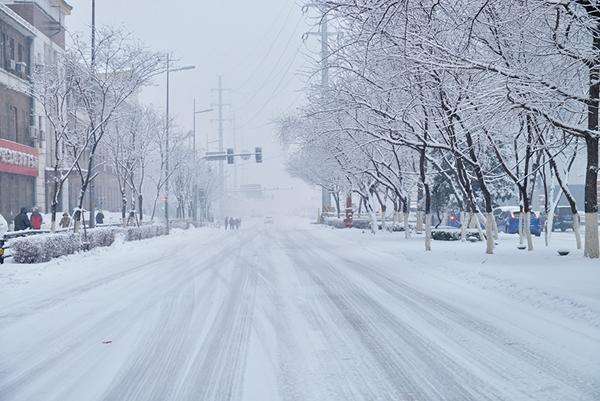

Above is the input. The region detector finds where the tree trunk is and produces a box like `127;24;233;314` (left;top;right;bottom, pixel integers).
518;212;525;246
50;202;57;233
492;216;499;240
574;212;582;250
121;191;127;227
485;213;494;254
524;211;534;251
425;213;432;251
358;197;363;217
365;195;378;234
138;194;144;223
584;21;600;256
333;192;341;219
416;183;424;233
460;210;468;241
402;199;410;238
584;136;599;258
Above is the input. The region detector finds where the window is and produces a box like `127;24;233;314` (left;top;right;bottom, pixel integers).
17;44;23;63
10;106;18;142
0;33;5;67
9;38;14;60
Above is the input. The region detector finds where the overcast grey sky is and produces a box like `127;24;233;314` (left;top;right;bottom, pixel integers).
67;0;320;213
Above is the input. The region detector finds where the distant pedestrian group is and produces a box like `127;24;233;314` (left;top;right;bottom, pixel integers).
224;216;242;230
8;207;107;231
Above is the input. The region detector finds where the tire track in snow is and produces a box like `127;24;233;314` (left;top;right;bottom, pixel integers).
283;229;506;401
340;253;600;400
303;229;600;400
0;231;245;401
173;230;259;401
0;231;233;325
254;228;328;401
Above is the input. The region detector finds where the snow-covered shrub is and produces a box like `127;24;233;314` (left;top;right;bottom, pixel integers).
352;219;373;230
125;225;167;242
170;220;191;230
10;224;169;264
385;222;406;232
11;232;81;264
86;227;123;249
323;217;344;228
431;229;482;242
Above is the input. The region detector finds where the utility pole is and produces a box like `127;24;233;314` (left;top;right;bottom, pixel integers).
165;53;171;234
218;75;224;200
193;98;197;222
163;59;195;232
308;10;335;214
211;75;230;218
192;100;213;222
88;0;97;228
232;112;238;190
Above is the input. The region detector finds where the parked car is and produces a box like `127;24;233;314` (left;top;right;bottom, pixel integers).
447;211;461;228
502;209;542;237
493;206;520;232
552;206;574;232
264;216;274;224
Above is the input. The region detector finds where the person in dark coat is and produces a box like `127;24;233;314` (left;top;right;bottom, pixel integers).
59;212;71;229
13;207;31;231
95;210;105;225
30;207;43;230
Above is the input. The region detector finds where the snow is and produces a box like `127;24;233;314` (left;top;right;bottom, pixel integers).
0;219;598;400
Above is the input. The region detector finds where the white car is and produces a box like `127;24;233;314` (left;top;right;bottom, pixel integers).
264;216;274;224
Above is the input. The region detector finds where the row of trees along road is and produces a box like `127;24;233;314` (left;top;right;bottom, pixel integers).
281;0;600;257
31;27;218;232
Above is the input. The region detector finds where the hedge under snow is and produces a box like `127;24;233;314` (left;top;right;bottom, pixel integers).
9;225;168;264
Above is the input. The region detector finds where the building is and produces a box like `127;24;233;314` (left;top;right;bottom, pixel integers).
0;4;37;222
0;0;72;223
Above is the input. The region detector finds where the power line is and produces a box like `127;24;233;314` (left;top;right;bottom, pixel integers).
237;45;302;130
226;0;294;76
233;13;305;112
233;2;297;91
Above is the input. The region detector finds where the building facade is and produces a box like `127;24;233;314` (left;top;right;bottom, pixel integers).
0;0;73;224
0;4;37;222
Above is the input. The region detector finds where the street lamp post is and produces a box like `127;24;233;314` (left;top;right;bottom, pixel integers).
164;54;195;234
88;0;97;228
192;99;213;222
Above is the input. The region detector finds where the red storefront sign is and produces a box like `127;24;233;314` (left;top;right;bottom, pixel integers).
0;139;38;177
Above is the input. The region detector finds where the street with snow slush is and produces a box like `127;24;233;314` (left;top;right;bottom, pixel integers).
0;220;599;401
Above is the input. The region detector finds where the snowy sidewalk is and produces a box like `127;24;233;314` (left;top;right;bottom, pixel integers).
0;221;598;401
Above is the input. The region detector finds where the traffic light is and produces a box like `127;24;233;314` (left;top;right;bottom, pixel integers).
227;148;235;164
255;147;263;163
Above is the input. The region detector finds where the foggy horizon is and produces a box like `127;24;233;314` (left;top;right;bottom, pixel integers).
69;0;319;214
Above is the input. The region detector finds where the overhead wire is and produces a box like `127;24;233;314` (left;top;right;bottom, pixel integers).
233;13;305;112
232;1;297;91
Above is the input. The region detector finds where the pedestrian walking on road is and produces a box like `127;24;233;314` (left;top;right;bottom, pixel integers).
13;207;31;231
59;212;71;229
30;207;43;230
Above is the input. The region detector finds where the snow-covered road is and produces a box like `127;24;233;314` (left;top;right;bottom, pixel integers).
1;220;599;400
